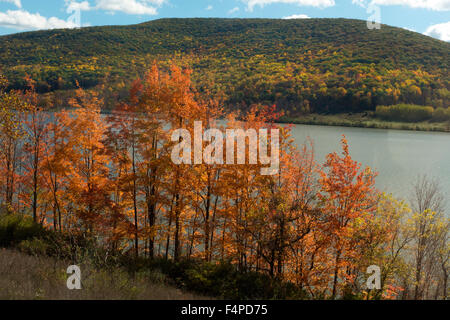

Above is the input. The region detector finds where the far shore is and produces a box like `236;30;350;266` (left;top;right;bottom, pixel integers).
280;113;450;133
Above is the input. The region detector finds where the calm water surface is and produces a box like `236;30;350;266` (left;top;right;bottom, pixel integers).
289;124;450;200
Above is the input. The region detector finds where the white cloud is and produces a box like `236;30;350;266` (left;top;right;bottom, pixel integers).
206;5;213;11
353;0;450;11
66;1;91;12
242;0;335;12
283;14;310;19
0;9;78;30
95;0;166;15
228;7;240;14
424;21;450;41
0;0;21;8
0;0;169;32
63;1;166;15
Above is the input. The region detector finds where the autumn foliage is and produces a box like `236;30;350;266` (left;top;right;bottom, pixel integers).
0;64;448;300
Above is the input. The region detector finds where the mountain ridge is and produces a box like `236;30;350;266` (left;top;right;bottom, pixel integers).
0;18;448;113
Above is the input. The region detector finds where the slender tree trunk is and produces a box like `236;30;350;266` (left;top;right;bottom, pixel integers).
414;253;423;300
174;195;181;261
269;249;275;278
32;148;38;222
442;262;448;300
53;205;57;231
277;218;285;278
173;117;183;261
147;133;158;259
147;186;156;258
209;195;219;262
132;146;139;258
204;183;211;261
331;249;342;300
165;196;175;260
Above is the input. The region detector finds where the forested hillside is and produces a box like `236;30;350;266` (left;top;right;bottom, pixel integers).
0;18;448;114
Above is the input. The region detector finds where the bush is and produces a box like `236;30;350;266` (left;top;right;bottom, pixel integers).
376;104;434;122
17;238;50;256
0;213;45;247
0;213;105;264
432;107;450;122
139;258;309;300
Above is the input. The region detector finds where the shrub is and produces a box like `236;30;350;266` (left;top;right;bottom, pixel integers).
17;238;50;256
0;213;106;264
139;258;309;299
0;213;45;247
432;107;450;122
376;104;434;122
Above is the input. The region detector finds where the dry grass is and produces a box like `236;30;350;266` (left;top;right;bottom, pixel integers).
0;249;206;300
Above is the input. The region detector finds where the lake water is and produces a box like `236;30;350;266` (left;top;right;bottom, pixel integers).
289;124;450;200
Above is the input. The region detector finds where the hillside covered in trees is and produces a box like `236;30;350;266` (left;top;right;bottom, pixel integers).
0;64;448;300
0;18;448;115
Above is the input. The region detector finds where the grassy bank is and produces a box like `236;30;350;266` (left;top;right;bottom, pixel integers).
0;213;205;300
0;213;308;300
281;113;450;132
0;249;205;300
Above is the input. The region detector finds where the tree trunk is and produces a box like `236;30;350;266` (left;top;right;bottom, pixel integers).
331;249;342;299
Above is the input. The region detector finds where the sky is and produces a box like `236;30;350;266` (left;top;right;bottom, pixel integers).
0;0;448;41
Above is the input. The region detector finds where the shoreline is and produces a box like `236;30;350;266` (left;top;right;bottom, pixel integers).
279;113;450;133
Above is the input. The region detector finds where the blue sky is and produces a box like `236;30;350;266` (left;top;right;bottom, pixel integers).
0;0;448;41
